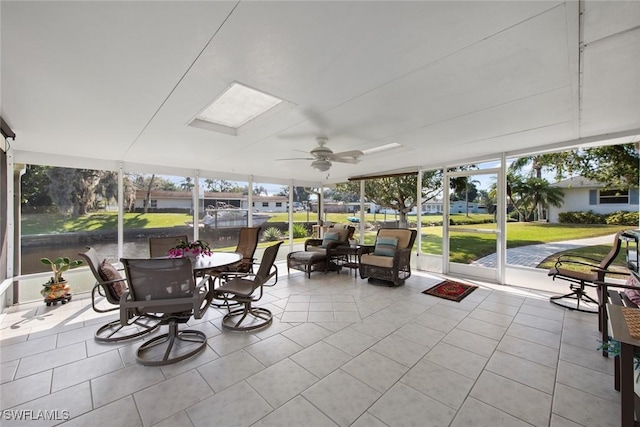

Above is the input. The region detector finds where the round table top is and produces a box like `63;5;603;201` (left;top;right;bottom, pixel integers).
192;252;242;272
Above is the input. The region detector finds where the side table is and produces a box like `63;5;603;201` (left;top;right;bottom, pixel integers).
333;245;363;277
607;303;640;427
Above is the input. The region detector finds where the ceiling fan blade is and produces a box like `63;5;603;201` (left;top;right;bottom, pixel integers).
275;157;314;161
331;157;360;164
331;150;363;158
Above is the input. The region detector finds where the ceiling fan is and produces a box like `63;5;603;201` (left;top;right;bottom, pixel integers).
277;137;363;172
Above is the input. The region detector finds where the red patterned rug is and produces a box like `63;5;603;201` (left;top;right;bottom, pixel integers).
422;280;478;302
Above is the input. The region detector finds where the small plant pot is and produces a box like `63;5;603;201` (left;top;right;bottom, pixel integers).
41;281;71;301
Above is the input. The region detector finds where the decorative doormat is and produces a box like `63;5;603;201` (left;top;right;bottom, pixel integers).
422;280;478;302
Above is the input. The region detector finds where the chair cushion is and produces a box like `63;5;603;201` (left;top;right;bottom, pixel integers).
361;253;394;268
99;260;127;300
377;229;412;249
625;274;640;305
321;232;342;248
374;236;398;257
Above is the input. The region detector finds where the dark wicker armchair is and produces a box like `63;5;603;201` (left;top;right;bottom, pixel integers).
359;228;417;286
304;225;355;271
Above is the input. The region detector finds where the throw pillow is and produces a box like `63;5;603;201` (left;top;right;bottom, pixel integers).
374;236;398;257
624;274;640;305
99;259;127;301
321;232;341;248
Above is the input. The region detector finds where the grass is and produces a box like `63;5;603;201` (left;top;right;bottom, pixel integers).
21;211;631;266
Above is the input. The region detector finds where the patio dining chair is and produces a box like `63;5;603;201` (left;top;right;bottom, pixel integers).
148;235;188;258
79;247;160;342
548;231;623;312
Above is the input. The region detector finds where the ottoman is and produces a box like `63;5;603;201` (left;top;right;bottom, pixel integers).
287;251;328;278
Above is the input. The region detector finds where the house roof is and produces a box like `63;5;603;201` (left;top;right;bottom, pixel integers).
2;2;639;185
135;190;287;201
551;176;603;188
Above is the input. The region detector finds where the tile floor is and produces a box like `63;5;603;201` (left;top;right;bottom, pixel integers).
0;265;621;427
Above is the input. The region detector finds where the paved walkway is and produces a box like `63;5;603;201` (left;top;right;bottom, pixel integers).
472;234;617;268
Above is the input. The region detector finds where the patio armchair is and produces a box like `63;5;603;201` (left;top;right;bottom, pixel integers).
304;224;355;271
359;228;417;286
548;231;623;313
120;257;214;366
78;247;160;342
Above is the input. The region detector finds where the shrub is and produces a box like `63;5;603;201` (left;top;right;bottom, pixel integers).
558;210;607;224
292;223;309;238
605;210;639;226
558;210;638;225
262;226;283;241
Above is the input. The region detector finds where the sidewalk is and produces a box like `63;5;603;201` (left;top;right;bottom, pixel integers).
471;234;617;268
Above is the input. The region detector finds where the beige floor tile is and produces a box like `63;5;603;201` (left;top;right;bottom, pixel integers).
497;335;559;368
456;317;507;341
247;358;318;407
206;330;261;356
282;322;333;347
470;371;552;426
350;412;388;427
485;350;556;394
450;396;533;427
443;328;499;357
323;327;378;356
401;359;475;410
552;383;620;427
369;382;456;427
252;396;338;427
60;396;142;427
556;360;619;403
290;341;352;378
303;370;381;426
15;342;86;379
559;342;614;375
425;342;488;380
245;334;303;366
342;350;408;393
197;349;264;392
467;308;514;327
133;370;213;427
152;410;195;427
513;312;563;333
187;381;272;427
506;322;561;349
91;364;166;408
52;349;123;392
393;322;445;347
0;370;52;410
370;333;430;367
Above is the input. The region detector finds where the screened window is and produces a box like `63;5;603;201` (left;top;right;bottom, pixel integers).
262;202;269;207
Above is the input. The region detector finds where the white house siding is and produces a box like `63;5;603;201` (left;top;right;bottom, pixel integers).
548;186;639;223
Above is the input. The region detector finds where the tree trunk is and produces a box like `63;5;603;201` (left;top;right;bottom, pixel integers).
144;174;155;214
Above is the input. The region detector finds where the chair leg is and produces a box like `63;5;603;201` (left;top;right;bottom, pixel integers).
549;281;598;313
136;320;206;366
95;316;160;343
221;301;272;331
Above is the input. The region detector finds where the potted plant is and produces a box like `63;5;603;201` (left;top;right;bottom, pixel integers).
40;256;83;305
167;239;212;259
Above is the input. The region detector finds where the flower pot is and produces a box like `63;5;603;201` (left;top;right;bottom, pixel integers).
41;281;71;301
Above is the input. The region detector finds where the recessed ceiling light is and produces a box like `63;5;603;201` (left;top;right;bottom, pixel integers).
189;82;292;136
361;142;402;155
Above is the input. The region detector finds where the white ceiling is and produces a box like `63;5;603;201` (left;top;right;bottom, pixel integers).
2;1;639;186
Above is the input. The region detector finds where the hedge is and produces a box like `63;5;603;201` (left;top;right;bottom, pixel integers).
558;210;638;226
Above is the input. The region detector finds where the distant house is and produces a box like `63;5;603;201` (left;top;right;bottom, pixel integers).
133;191;288;213
547;176;639;223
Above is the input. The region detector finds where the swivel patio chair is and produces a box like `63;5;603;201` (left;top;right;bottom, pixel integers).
213;241;281;331
548;231;623;313
78;247;160;343
120;257;214;366
359;228;417;286
148;235;188;258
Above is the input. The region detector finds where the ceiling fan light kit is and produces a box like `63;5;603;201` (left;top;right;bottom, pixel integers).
311;159;332;172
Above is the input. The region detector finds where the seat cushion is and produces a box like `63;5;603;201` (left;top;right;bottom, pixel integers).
625;274;640;305
360;253;394;268
374;236;398;257
99;260;127;301
553;267;596;283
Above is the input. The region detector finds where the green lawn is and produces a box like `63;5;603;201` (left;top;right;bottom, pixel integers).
21;212;631;267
